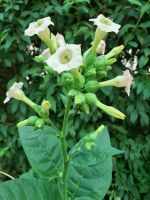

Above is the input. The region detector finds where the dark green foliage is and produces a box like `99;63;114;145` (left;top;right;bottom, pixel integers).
0;177;62;200
68;127;112;200
19;126;63;180
0;0;150;199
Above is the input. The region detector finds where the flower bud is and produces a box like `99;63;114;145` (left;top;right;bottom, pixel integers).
85;93;98;105
41;100;51;116
95;55;108;70
71;69;85;90
35;118;45;128
106;45;124;59
60;72;74;87
82;103;89;114
17;116;39;127
85;68;96;78
96;70;107;78
96;101;125;120
84;80;100;93
74;94;85;105
96;40;106;55
83;48;96;67
56;33;66;47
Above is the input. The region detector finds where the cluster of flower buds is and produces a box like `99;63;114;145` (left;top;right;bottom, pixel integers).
4;13;133;125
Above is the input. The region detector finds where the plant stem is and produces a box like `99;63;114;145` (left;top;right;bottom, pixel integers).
61;96;72;200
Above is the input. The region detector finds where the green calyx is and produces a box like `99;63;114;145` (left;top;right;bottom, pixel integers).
84;80;100;93
85;93;98;105
83;48;97;67
17;116;39;127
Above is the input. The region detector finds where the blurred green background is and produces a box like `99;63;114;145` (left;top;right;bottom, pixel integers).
0;0;150;199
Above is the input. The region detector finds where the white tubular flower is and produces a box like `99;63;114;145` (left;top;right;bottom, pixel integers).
89;14;121;34
4;82;24;103
122;70;133;96
25;17;54;36
96;40;106;54
46;44;83;73
56;33;66;47
100;70;133;96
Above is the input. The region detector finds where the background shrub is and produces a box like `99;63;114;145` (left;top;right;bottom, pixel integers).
0;0;150;199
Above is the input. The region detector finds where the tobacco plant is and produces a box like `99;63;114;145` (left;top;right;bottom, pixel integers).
0;13;133;200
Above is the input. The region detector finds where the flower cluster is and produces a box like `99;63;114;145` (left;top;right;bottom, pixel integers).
4;14;133;124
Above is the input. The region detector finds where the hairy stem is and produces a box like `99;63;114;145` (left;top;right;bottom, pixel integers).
61;96;72;200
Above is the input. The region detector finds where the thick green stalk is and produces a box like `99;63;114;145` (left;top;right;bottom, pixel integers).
61;96;72;200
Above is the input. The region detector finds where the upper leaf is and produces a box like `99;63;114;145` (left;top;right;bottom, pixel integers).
67;127;112;200
18;126;63;180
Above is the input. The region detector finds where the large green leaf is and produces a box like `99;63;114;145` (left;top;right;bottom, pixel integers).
0;178;62;200
67;127;112;200
18;126;63;180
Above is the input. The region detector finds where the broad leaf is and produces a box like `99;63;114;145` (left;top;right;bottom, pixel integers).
67;127;112;200
18;126;63;180
0;178;61;200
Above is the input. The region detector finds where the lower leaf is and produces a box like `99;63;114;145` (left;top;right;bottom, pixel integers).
0;178;62;200
67;127;112;200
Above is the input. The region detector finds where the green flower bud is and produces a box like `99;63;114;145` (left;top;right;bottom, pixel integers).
85;68;96;78
17;116;39;127
82;103;89;114
96;101;126;120
71;69;85;90
74;94;85;105
85;93;98;105
35;118;45;128
96;70;107;78
83;48;97;67
95;55;108;70
106;45;124;59
41;100;51;116
61;72;74;87
85;80;100;93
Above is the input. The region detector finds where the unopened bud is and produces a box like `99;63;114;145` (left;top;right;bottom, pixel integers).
85;93;98;105
41;100;51;116
96;101;126;120
85;68;96;78
84;80;100;93
75;94;85;105
56;33;66;47
106;45;124;59
82;103;89;114
96;40;106;55
71;69;85;90
17;116;39;127
61;72;74;87
83;48;97;67
35;118;45;128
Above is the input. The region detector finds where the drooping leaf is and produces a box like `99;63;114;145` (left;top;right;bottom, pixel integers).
18;126;63;180
0;178;62;200
67;127;112;200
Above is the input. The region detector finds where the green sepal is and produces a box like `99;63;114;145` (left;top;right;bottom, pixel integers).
84;80;100;93
83;48;97;67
